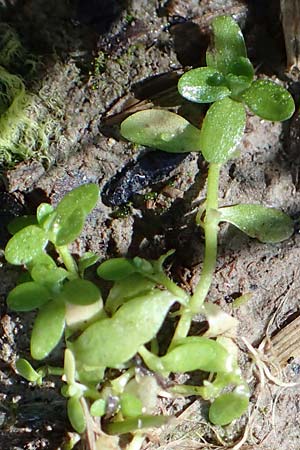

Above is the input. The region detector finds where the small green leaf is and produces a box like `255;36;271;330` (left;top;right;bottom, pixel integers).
209;392;249;425
242;79;295;121
56;183;99;216
28;253;56;270
7;216;37;235
72;290;177;368
97;257;136;281
31;300;65;360
199;97;246;163
78;252;99;275
206;15;246;75
31;264;69;286
64;348;76;385
15;358;41;382
121;109;202;153
50;207;85;246
61;279;101;305
178;67;230;103
36;203;54;226
156;337;231;373
5;225;48;265
228;57;254;80
67;397;86;434
7;281;52;311
105;415;170;435
219;204;294;243
120;393;143;418
90;399;106;417
105;274;156;314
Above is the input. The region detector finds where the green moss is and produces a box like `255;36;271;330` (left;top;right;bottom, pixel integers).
0;25;60;168
0;66;54;166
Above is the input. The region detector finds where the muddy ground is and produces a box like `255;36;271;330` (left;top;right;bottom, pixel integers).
0;0;300;449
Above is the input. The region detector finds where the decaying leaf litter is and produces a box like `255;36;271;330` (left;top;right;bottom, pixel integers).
1;0;300;449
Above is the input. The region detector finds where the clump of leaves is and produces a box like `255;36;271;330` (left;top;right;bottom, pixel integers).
5;15;295;450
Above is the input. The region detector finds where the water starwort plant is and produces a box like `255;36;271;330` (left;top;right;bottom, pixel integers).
5;15;295;450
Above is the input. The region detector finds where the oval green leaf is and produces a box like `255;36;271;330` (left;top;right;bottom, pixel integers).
242;79;295;121
206;15;246;75
219;204;294;243
7;281;52;311
97;257;136;281
90;399;106;417
159;338;230;373
105;274;155;314
56;183;99;216
31;264;69;286
178;67;230;103
5;225;48;265
15;358;41;382
121;109;202;153
50;207;85;246
64;348;76;385
78;252;99;275
31;300;65;360
67;397;86;434
120;393;143;418
199;97;246;163
209;392;249;425
105;415;170;435
229;56;254;80
72;289;177;368
61;279;101;305
36;203;54;226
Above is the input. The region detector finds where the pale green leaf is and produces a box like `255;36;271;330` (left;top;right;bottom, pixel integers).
105;274;156;314
36;203;54;226
72;290;177;368
56;183;99;216
121;109;201;153
97;257;136;281
50;207;85;246
31;264;68;286
90;399;106;417
31;300;65;360
206;15;246;74
67;397;86;433
178;67;230;103
61;279;101;305
242;79;295;121
105;415;170;435
199;97;246;163
209;392;249;425
5;225;48;265
15;358;41;382
219;204;294;243
7;281;52;311
157;337;231;373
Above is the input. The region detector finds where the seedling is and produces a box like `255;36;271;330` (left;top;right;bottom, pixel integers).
5;15;295;450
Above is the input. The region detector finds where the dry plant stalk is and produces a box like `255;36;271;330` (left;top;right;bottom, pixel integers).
269;315;300;365
281;0;300;69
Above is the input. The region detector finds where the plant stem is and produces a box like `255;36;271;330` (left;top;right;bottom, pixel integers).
57;245;78;276
169;163;222;346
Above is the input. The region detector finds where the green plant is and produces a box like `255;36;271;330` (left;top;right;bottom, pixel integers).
4;15;295;450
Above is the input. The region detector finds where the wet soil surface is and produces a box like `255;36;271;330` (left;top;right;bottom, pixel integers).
1;0;300;449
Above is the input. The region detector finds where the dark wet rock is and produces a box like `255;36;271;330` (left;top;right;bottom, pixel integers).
101;150;187;206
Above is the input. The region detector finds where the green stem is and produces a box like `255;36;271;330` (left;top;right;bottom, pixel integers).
169;163;222;347
57;245;78;276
